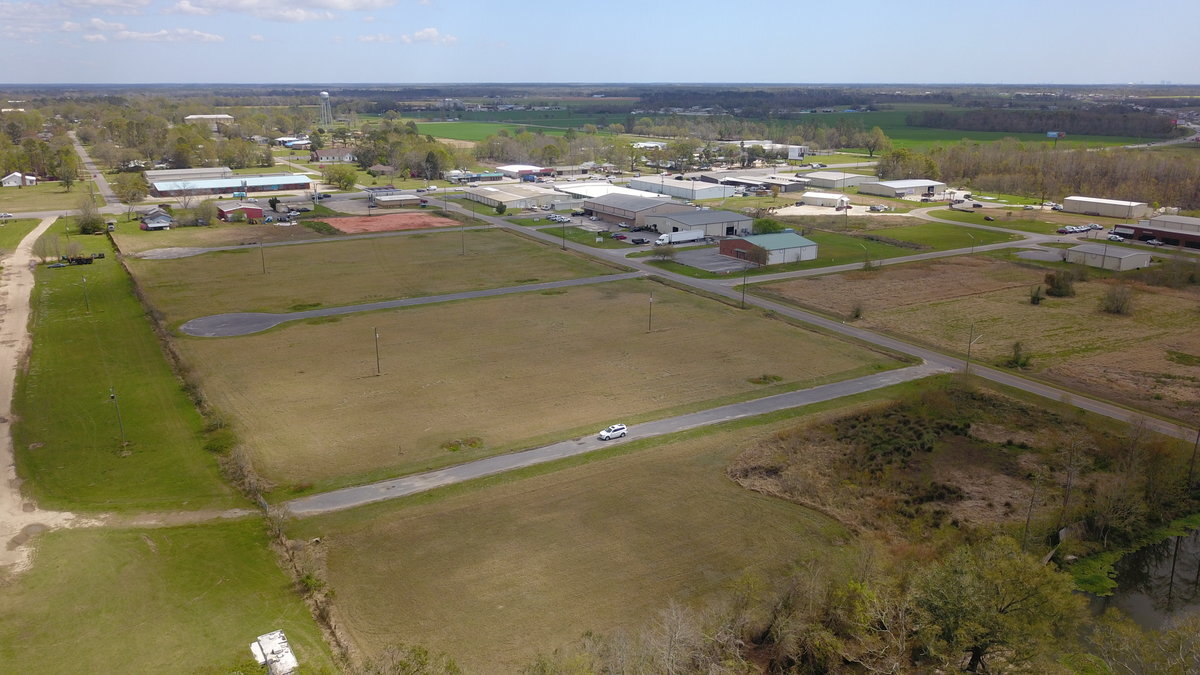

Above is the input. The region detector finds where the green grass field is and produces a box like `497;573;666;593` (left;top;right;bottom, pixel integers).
13;229;239;511
535;225;633;249
0;217;44;253
870;221;1023;249
0;181;101;212
415;121;572;141
110;216;343;254
176;278;899;492
128;228;618;325
291;413;855;672
0;521;334;673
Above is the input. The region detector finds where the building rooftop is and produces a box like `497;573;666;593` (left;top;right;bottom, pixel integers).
803;171;861;181
152;174;313;192
802;191;848;200
496;164;544;172
653;210;751;226
864;179;944;188
584;193;677;212
1065;195;1148;207
465;184;557;202
741;232;818;250
555;183;661;199
1068;244;1148;259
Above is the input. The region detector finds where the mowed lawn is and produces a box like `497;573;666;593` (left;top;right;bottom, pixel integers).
178;278;900;492
129;228;619;324
0;217;45;252
870;221;1023;248
0;181;99;212
0;521;334;673
291;418;853;672
14;232;239;511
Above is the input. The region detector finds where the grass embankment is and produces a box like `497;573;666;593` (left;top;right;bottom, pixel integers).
0;521;334;673
128;228;618;324
13;229;238;511
290;411;857;672
177;277;900;492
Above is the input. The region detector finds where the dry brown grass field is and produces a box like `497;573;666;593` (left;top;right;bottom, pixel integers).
128;228;618;325
178;278;900;491
756;257;1200;422
112;219;340;253
290;417;853;672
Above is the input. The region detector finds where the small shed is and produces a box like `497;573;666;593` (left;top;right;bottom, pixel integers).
799;191;850;208
719;232;819;266
1064;244;1151;271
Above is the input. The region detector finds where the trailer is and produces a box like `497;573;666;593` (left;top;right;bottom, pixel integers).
654;230;707;245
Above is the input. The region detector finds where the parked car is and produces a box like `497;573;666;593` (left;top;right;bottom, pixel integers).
984;215;996;221
868;204;888;212
571;210;586;216
611;233;627;240
48;263;67;268
598;424;627;441
1088;223;1103;231
1051;204;1064;211
972;203;984;208
1057;227;1073;234
317;193;331;200
297;207;311;212
1107;233;1125;242
617;222;629;229
0;212;13;219
631;238;649;244
589;216;599;221
1023;205;1035;210
1146;239;1164;246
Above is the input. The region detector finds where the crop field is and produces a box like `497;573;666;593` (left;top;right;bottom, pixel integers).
13;231;239;511
290;415;853;672
176;278;900;491
754;256;1200;423
112;217;342;254
0;521;334;673
127;228;619;324
0;181;100;212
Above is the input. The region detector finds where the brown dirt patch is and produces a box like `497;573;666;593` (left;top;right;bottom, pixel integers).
325;212;459;234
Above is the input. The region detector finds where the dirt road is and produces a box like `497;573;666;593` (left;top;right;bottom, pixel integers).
0;217;81;572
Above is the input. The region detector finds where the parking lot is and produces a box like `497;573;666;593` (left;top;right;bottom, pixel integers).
673;246;748;274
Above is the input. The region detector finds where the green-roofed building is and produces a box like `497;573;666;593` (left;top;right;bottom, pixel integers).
719;232;818;265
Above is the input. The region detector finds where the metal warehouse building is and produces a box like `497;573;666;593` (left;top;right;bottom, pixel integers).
1114;214;1200;249
554;183;661;200
857;179;947;199
1063;196;1151;219
582;193;693;227
150;174;313;197
463;184;560;209
1064;244;1151;271
719;232;819;266
643;209;752;237
802;171;874;190
799;191;850;208
627;176;736;200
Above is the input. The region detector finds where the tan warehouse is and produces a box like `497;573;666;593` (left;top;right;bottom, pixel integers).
1063;196;1151;219
463;184;560;210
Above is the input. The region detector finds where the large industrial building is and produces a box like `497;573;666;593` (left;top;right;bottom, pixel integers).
627;176;736;200
719;232;819;265
857;179;947;199
1063;196;1151;219
462;184;560;209
183;114;235;133
1113;214;1200;249
1064;244;1151;271
642;210;753;237
144;167;234;183
802;171;874;190
496;164;553;179
582;193;693;227
150;174;313;197
554;183;661;200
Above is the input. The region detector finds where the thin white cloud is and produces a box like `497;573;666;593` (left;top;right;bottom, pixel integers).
0;3;69;40
88;17;126;30
361;14;374;22
248;33;264;41
60;0;151;14
162;0;395;22
82;33;107;41
400;26;455;45
357;32;392;42
114;27;224;42
61;20;82;31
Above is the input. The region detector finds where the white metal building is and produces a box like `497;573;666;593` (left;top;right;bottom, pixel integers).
1063;196;1151;219
496;164;547;179
802;171;874;190
857;179;947;198
463;184;559;209
554;183;662;200
642;209;753;237
627;176;736;200
799;191;850;208
1064;244;1151;271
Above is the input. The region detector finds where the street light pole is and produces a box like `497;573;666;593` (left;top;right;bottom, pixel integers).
858;242;869;268
81;276;90;312
967;232;976;254
109;387;126;447
965;323;984;375
647;291;654;333
373;327;381;376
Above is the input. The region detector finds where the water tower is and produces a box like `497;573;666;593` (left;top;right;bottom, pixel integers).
318;91;333;126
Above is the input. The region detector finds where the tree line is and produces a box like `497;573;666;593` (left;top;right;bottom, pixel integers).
907;106;1180;139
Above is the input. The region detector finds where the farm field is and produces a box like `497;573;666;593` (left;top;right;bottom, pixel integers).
176;278;901;492
0;521;334;673
290;414;854;672
112;216;343;254
13;230;239;511
128;228;619;324
0;181;100;212
754;256;1200;423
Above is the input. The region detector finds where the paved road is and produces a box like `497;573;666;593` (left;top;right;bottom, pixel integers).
180;272;642;337
69;131;117;205
284;361;950;515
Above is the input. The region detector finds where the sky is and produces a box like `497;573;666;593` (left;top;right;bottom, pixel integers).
0;0;1196;85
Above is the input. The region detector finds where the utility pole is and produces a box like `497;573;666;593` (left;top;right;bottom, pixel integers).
81;276;90;312
373;327;381;376
259;241;266;274
1187;425;1200;488
966;232;976;254
741;261;751;309
965;323;984;375
109;387;126;447
647;291;654;333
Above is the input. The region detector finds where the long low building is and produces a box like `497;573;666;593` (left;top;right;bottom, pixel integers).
496;164;552;179
719;232;818;265
857;179;946;198
799;191;850;208
802;171;874;190
463;184;560;209
554;183;662;200
150;174;313;197
627;176;736;201
582;193;693;227
1063;196;1151;219
144;166;234;183
643;209;752;237
1064;244;1151;271
1114;214;1200;249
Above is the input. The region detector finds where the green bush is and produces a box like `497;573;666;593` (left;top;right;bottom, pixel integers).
1044;271;1075;297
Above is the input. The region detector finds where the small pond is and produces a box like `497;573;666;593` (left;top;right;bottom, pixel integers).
1090;528;1200;629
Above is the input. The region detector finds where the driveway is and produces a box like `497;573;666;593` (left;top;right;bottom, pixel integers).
673;247;748;274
